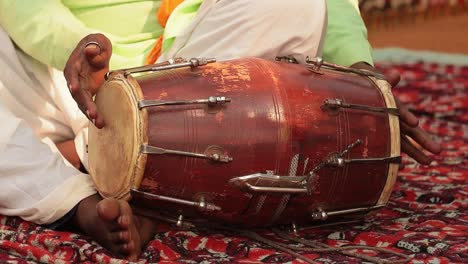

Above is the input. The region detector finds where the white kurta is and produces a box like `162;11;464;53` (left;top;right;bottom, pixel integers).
0;0;326;225
0;106;96;224
0;26;96;224
159;0;327;64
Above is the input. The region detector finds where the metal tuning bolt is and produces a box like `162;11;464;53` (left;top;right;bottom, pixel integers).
331;156;346;167
207;96;231;106
320;98;343;115
197;196;207;211
306;56;324;72
176;215;185;227
209;153;233;163
291;222;298;235
189;57;217;68
325;140;359;167
195;196;220;212
204;145;233;163
324;98;343;107
311;208;328;221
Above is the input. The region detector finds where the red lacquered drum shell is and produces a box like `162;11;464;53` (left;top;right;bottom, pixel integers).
89;57;400;227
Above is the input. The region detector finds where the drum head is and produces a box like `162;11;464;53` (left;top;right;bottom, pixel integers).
88;73;147;200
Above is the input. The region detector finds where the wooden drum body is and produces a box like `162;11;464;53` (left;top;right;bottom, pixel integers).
89;57;400;227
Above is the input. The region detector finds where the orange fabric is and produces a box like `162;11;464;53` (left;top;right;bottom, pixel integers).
158;0;184;27
145;36;164;65
146;0;184;64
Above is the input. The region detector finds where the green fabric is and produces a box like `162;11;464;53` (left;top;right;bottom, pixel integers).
323;0;374;66
0;0;373;71
0;0;93;70
0;0;163;70
162;0;203;53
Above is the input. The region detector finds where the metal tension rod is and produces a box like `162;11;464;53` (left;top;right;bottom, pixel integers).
138;96;231;109
322;98;399;116
306;56;386;79
105;57;216;79
140;145;233;163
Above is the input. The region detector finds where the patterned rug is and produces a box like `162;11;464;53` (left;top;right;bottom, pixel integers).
0;60;466;263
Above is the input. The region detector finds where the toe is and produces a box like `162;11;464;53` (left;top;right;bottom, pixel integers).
96;198;121;222
120;241;138;261
119;240;135;254
109;230;130;243
116;201;134;229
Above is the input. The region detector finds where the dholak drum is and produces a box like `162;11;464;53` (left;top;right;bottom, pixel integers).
89;57;400;227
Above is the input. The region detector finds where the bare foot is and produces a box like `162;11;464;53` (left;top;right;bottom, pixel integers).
72;194;156;261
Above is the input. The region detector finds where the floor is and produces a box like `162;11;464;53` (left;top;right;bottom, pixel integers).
367;12;468;54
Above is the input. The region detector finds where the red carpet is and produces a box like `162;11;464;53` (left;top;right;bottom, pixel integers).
0;61;466;263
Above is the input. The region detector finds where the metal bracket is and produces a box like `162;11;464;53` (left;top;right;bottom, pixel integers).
140;144;233;163
306;56;386;79
321;98;399;116
275;56;299;64
230;139;400;195
138;96;231;109
229;173;309;194
307;57;324;74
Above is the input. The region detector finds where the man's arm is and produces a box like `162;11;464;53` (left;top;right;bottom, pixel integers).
324;0;441;164
0;0;94;70
323;0;374;67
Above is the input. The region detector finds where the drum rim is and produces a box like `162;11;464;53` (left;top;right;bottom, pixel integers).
89;72;148;200
124;74;148;200
369;76;401;206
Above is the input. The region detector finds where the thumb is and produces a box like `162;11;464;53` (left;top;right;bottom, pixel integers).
83;43;110;69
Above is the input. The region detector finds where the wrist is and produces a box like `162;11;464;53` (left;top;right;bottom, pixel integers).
56;140;82;170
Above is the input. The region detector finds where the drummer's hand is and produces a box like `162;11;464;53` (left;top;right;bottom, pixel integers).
64;33;112;129
351;62;442;165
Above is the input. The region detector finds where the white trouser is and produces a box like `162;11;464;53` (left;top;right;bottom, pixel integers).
0;26;96;224
159;0;327;63
0;0;326;225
